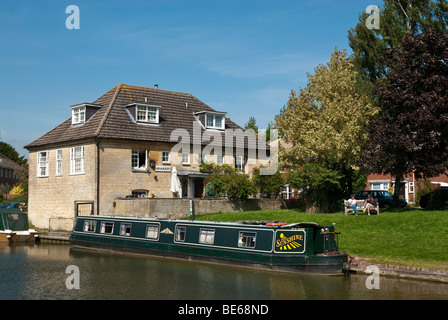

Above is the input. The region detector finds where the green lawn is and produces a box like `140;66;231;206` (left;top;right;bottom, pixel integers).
193;208;448;269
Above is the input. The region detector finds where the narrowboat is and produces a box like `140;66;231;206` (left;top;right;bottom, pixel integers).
70;216;350;275
0;208;39;243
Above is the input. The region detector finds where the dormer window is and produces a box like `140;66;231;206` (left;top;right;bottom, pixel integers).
194;111;226;130
206;114;224;129
137;105;159;123
125;103;161;124
72;106;85;125
70;103;102;125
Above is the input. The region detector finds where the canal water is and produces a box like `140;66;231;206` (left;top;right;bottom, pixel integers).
1;242;448;300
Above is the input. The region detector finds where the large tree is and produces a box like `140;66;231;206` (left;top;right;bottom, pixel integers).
349;0;448;84
275;49;377;211
363;28;448;205
0;142;27;166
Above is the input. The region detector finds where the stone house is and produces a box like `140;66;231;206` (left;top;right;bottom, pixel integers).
25;84;268;230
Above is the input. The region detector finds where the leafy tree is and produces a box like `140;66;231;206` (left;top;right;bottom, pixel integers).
286;163;343;213
200;163;257;201
0;142;27;166
349;0;448;84
244;116;259;134
252;167;285;198
363;28;448;206
275;49;377;211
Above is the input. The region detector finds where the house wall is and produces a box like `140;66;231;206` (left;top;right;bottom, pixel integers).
28;142;97;230
98;139;266;215
28;139;269;231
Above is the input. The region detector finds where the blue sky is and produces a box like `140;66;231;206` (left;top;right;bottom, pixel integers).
0;0;377;158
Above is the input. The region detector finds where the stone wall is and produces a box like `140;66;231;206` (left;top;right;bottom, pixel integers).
28;142;97;230
113;198;304;219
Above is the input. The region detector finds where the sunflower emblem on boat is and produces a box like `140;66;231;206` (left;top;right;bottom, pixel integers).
276;232;303;251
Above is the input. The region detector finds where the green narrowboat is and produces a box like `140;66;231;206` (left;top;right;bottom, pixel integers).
70;216;350;275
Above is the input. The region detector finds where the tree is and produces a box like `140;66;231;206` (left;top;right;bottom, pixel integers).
0;142;27;166
244;116;259;134
363;28;448;206
275;49;377;211
200;163;257;201
252;167;285;198
349;0;448;84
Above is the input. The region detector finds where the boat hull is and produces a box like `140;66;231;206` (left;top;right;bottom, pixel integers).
70;217;349;275
0;231;39;243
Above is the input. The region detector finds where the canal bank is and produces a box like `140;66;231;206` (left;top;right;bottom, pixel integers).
350;257;448;283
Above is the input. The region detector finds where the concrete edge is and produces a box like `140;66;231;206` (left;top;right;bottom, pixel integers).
350;257;448;283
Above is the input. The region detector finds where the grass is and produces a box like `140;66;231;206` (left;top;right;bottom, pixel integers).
193;207;448;269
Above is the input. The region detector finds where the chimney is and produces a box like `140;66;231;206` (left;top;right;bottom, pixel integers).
154;84;158;89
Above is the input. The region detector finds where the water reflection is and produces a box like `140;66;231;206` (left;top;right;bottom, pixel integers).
0;243;447;300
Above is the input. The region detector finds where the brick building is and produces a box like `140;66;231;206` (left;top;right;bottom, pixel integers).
366;172;448;204
25;84;268;230
0;153;22;189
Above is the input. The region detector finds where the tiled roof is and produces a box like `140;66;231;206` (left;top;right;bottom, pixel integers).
0;153;23;171
25;84;256;150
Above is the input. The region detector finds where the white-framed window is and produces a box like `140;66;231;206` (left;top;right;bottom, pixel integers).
37;150;50;177
199;229;215;244
72;106;86;125
119;223;132;236
145;225;159;239
100;222;114;234
70;146;85;175
206;114;224;129
162;151;170;163
56;149;63;176
235;155;244;172
182;152;190;165
132;150;148;170
136;105;159;123
83;220;96;232
409;182;414;193
238;232;256;248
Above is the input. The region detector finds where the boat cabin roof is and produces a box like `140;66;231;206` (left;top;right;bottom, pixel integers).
76;216;323;229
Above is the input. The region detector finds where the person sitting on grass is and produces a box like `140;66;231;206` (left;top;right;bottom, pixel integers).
364;195;375;215
348;194;358;216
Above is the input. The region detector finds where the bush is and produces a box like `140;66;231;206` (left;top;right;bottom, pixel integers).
420;188;448;210
9;185;25;195
201;163;257;201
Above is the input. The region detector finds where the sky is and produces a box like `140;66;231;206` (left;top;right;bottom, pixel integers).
0;0;377;158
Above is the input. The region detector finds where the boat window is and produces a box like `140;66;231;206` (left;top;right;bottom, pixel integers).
83;220;96;232
176;227;186;242
199;229;215;244
119;223;132;236
100;222;114;234
238;232;256;248
146;225;159;239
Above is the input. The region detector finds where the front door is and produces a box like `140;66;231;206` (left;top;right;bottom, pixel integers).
181;178;188;198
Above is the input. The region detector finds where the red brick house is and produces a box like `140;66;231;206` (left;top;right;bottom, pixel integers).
366;172;448;204
0;153;22;189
